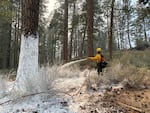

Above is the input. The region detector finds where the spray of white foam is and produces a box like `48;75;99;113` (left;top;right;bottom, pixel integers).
14;34;39;93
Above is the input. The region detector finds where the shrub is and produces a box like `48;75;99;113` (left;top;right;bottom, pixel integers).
107;50;150;89
12;66;60;95
34;66;60;92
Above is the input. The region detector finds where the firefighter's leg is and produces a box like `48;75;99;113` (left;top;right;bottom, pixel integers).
100;67;103;76
97;63;102;76
97;63;100;75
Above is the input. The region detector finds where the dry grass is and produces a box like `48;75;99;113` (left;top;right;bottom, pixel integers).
106;50;150;89
0;76;6;98
84;71;100;90
11;65;61;95
83;70;110;90
32;65;61;92
60;65;81;78
16;65;81;94
83;50;150;90
2;50;150;96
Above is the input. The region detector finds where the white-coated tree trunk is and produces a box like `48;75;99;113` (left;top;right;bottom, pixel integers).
14;34;39;92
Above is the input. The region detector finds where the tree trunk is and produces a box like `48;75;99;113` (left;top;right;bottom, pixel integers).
127;14;132;48
116;25;120;50
15;0;40;92
14;2;21;69
87;0;94;57
14;22;17;68
63;0;68;62
80;24;87;58
109;0;115;60
69;2;76;60
16;1;21;68
143;18;148;44
53;35;56;61
6;23;12;69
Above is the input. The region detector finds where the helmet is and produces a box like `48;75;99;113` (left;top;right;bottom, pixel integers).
96;48;102;52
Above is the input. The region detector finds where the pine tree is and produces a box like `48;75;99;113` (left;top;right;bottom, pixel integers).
15;0;40;92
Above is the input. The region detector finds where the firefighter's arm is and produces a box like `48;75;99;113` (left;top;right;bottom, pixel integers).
88;54;99;61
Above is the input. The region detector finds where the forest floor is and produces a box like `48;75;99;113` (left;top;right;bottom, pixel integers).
53;69;150;113
0;68;150;113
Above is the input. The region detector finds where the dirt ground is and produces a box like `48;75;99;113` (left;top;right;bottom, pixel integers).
2;68;150;113
72;88;150;113
103;89;150;113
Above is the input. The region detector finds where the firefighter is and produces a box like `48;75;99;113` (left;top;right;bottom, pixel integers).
88;48;106;75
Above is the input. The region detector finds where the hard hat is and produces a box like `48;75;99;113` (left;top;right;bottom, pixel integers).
96;48;102;52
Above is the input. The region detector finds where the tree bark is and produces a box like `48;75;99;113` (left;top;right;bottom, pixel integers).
6;23;11;69
21;0;39;35
127;13;132;48
80;26;87;58
109;0;115;60
14;1;21;69
87;0;94;57
69;2;76;60
63;0;68;62
143;18;148;44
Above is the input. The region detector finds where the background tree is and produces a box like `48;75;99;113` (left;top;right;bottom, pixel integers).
108;0;115;60
69;0;77;60
123;0;133;49
63;0;69;62
0;0;13;69
39;0;49;65
87;0;94;56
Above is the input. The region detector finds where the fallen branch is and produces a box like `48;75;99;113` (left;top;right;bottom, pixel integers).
0;99;12;106
0;90;54;106
71;82;85;96
71;70;91;96
0;89;75;106
117;101;143;112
